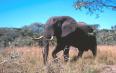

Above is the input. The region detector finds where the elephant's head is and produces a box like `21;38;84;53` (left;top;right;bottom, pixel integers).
44;17;57;39
44;16;77;39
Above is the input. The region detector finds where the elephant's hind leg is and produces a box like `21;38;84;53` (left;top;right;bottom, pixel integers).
91;46;97;57
72;49;84;61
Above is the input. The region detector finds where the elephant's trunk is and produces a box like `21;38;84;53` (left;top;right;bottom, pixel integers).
33;35;53;40
42;39;49;65
34;35;53;65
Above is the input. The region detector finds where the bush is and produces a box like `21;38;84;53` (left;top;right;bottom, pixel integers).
11;37;34;47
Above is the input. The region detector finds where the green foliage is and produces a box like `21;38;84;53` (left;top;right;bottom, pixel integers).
0;23;116;48
11;37;34;47
0;28;19;48
111;25;116;30
0;23;44;48
97;29;116;45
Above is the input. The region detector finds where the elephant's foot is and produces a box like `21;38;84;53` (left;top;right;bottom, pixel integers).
64;55;69;62
52;53;59;63
53;58;61;63
70;56;78;62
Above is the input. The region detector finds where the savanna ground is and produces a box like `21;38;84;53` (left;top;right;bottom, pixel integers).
0;45;116;73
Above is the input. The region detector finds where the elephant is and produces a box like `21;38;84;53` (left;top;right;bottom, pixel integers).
41;16;97;64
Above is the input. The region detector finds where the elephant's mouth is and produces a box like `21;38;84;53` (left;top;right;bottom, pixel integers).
45;36;53;40
46;35;51;39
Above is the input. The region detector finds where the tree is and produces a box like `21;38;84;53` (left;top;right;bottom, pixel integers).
74;0;116;16
22;23;44;34
111;25;116;30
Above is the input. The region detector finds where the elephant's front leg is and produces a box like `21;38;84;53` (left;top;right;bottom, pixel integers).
63;46;69;62
77;50;84;59
52;44;65;60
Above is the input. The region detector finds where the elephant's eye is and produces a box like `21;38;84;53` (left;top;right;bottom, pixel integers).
46;26;53;32
47;26;53;30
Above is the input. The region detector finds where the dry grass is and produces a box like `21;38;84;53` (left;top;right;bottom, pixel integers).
0;45;116;73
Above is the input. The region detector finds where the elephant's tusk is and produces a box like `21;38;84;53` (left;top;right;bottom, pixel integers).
49;36;53;40
32;36;44;40
88;33;94;36
32;35;54;40
38;36;44;39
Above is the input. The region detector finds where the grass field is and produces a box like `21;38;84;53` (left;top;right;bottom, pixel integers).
0;45;116;73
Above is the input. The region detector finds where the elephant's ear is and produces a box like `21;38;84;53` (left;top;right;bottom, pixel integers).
61;21;77;37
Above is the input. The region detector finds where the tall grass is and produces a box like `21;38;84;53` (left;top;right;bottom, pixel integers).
0;45;116;73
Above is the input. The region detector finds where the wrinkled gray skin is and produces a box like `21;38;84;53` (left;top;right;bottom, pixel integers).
43;16;97;64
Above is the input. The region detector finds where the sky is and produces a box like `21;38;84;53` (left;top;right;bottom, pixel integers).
0;0;116;29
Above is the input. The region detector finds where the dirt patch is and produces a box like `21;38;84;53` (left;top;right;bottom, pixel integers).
100;65;116;73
